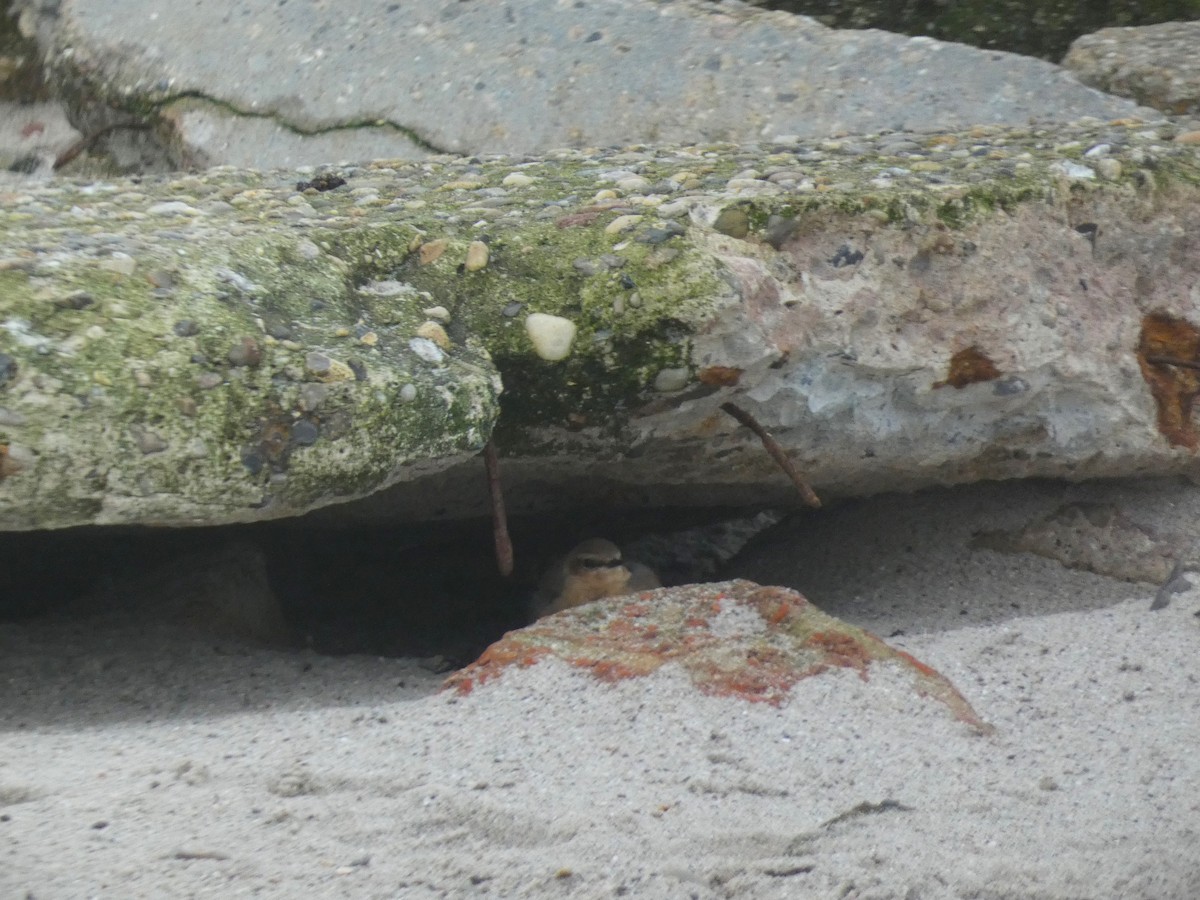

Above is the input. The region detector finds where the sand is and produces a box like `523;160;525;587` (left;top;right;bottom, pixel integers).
3;481;1199;899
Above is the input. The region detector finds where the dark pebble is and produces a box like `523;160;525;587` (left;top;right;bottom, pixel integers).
993;376;1030;396
241;449;265;475
53;290;94;310
0;353;16;386
228;337;262;368
7;155;41;174
296;173;346;192
174;320;200;337
501;302;524;317
132;427;168;455
636;222;686;244
290;419;320;445
347;358;367;381
713;207;750;239
147;270;175;289
829;245;864;268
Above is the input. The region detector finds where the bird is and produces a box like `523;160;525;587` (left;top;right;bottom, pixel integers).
530;538;661;620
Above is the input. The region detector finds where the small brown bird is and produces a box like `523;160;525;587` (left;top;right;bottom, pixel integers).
531;538;661;619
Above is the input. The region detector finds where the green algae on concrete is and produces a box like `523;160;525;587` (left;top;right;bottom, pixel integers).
0;181;501;529
2;118;1199;528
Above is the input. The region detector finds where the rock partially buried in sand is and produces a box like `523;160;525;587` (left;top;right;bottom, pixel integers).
525;313;577;361
446;580;992;734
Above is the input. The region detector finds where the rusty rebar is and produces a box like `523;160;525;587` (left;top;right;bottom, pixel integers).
721;401;821;508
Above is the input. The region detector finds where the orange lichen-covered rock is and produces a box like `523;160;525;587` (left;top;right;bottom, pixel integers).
933;345;1002;389
445;580;992;733
1137;312;1200;450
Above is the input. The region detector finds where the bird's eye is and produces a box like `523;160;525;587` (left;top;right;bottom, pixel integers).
579;556;619;569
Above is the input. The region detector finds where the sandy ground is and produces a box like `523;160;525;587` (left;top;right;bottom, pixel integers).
3;481;1199;899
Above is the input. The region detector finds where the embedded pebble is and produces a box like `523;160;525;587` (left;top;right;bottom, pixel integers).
100;253;136;276
295;239;322;260
54;290;94;309
215;266;260;293
525;313;577;361
418;239;448;264
299;383;329;411
409;337;446;364
502;172;535;187
1096;158;1122;180
227;337;262;367
712;207;750;239
605;214;643;235
132;426;168;454
1052;161;1096;180
501;301;524;318
146;201;200;217
416;321;452;350
173;320;199;337
399;383;418;403
616;175;651;193
359;280;409;296
290;420;320;446
305;352;356;382
423;305;451;322
465;240;490;271
653;367;690;392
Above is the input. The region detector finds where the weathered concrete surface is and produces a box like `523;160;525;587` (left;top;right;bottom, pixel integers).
0;0;46;101
3;119;1200;530
0;99;78;173
446;579;992;733
1065;20;1200;117
10;0;1158;169
0;167;501;529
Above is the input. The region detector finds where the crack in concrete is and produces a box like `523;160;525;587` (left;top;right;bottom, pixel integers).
153;90;451;156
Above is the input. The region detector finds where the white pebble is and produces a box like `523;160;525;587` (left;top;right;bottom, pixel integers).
605;214;643;235
146;200;200;216
1052;161;1095;181
525;313;577;361
399;383;418;403
100;253;136;276
1096;158;1122;181
653;367;690;392
502;173;535;187
616;175;651;193
409;337;446;364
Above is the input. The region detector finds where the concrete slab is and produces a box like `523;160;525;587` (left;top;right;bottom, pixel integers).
13;0;1160;169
